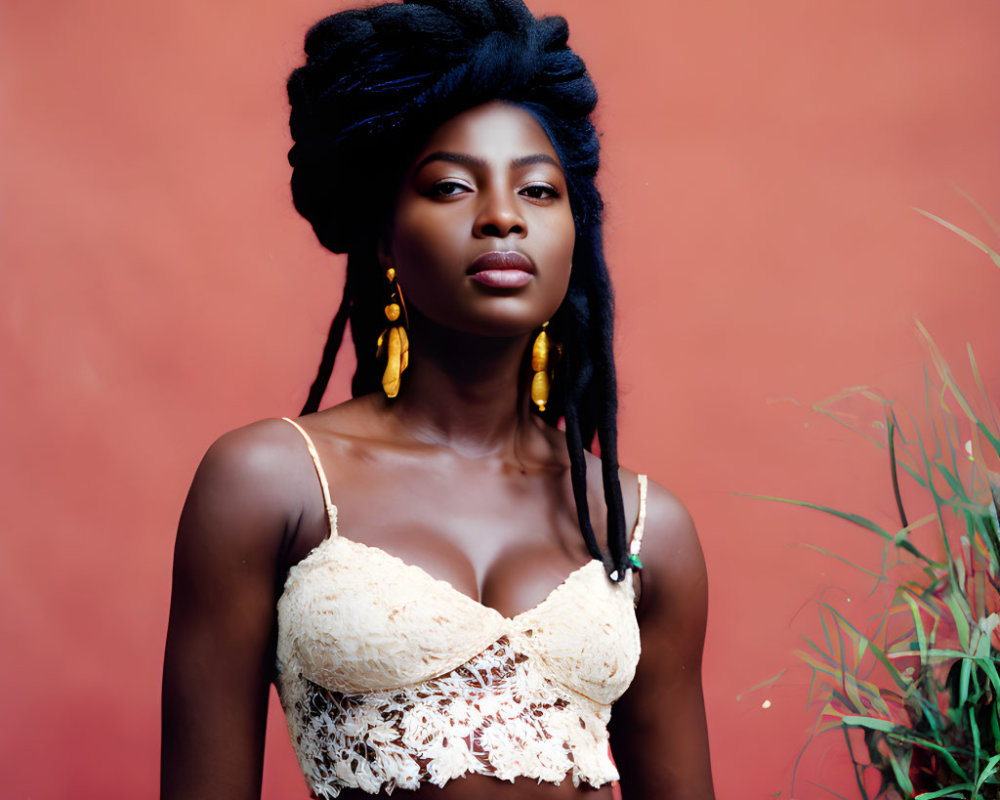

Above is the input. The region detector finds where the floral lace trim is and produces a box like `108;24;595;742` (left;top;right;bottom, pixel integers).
282;635;618;798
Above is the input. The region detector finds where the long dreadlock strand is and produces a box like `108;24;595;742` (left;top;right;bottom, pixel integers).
300;276;352;415
589;234;628;578
562;354;604;564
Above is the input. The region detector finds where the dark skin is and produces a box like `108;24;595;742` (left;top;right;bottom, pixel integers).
161;103;714;800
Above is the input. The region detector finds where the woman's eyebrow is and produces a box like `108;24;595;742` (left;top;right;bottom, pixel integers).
511;153;562;171
414;151;562;173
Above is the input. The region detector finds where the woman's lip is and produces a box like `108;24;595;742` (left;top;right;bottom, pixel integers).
469;269;534;288
468;250;535;274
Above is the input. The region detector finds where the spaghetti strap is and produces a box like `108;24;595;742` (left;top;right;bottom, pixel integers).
629;474;648;558
281;417;338;536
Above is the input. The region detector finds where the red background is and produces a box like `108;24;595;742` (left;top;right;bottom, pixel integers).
2;0;1000;797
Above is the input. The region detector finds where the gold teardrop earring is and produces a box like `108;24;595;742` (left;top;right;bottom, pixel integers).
376;267;409;399
531;321;553;412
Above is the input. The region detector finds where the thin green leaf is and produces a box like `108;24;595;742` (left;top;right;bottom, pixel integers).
818;602;908;689
793;543;886;581
977;754;1000;791
915;786;974;800
911;407;960;579
917;321;980;429
796;651;862;693
886;733;969;781
972;511;1000;575
839;723;872;800
749;493;932;562
749;494;893;539
898;457;932;490
819;603;836;660
974;621;992;659
967;343;1000;434
842;672;866;712
960;657;973;710
841;714;895;732
954;186;1000;239
974;657;1000;697
888;413;910;531
945;591;971;652
935;461;969;502
913;206;1000;267
978;420;1000;462
970;704;981;793
736;669;787;701
903;592;928;662
812;389;891;448
887;748;916;795
798;632;840;665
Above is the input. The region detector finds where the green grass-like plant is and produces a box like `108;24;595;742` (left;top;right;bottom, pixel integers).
771;209;1000;799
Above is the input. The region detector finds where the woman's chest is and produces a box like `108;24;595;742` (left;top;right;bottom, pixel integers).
277;532;640;703
286;472;604;618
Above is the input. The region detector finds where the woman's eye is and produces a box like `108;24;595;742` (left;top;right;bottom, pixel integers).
520;183;558;200
429;181;469;198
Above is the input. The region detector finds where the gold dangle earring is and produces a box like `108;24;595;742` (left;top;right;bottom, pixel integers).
377;267;409;399
531;321;553;412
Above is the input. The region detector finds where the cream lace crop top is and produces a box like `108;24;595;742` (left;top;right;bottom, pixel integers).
276;418;647;798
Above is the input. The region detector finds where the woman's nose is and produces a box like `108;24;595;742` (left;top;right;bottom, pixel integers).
473;189;526;239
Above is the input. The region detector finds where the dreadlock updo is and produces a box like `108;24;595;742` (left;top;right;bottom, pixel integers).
288;0;628;581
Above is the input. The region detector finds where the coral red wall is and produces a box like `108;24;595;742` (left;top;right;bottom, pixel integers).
2;1;999;797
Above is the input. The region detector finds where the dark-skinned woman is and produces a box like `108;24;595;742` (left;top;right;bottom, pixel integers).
161;1;714;798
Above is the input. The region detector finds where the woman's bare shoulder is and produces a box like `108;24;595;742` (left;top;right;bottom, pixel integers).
196;418;315;501
639;475;699;559
178;418;321;561
616;467;706;619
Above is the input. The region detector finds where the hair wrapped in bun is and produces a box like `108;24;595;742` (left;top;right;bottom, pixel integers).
288;0;601;252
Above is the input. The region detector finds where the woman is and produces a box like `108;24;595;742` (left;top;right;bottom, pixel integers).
161;1;714;798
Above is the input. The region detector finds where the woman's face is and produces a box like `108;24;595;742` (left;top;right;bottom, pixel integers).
385;101;575;338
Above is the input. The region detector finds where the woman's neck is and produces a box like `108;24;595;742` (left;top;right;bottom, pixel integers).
386;316;537;459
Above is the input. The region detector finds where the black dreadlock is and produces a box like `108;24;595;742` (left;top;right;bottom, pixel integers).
288;0;628;581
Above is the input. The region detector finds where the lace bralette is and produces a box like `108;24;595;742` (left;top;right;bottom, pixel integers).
275;418;646;798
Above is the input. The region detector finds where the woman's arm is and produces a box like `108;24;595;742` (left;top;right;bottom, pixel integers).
161;422;305;799
609;480;715;799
